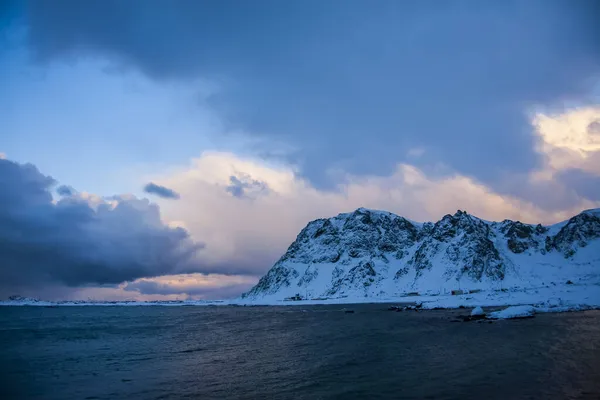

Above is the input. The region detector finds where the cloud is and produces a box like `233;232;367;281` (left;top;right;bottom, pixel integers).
225;174;268;199
123;273;256;299
149;144;599;279
533;106;600;157
0;157;205;298
144;182;180;199
588;120;600;135
15;0;600;191
488;105;600;210
555;169;600;201
56;184;75;196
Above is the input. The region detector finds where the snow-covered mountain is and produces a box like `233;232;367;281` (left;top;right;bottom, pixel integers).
243;208;600;301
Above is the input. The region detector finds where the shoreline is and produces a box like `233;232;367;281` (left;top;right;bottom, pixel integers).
2;284;600;313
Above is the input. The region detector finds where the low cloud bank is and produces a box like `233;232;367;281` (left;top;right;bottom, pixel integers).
0;158;204;298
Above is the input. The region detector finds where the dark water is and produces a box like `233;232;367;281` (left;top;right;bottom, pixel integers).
1;305;599;400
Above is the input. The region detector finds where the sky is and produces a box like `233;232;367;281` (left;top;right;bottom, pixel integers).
0;0;599;301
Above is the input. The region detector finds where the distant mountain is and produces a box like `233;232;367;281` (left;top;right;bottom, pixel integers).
243;208;600;301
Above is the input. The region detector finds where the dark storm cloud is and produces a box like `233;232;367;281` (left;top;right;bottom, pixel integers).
225;174;268;199
556;169;600;201
11;1;600;194
124;279;255;299
499;175;584;213
18;1;600;186
144;182;180;199
0;158;205;297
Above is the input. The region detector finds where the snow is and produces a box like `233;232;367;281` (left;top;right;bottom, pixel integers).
488;305;535;319
2;284;600;311
471;306;485;316
417;284;600;310
582;208;600;217
337;208;425;228
243;207;600;308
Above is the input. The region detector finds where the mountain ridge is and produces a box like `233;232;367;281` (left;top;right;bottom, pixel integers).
243;208;600;301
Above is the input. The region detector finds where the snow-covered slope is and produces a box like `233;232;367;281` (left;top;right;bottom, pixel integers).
243;208;600;302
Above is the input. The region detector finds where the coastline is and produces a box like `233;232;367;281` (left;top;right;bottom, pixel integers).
2;283;599;314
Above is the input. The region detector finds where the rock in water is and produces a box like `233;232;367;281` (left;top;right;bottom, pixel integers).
471;306;485;317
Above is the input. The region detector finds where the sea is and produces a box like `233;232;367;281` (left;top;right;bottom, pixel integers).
1;304;599;400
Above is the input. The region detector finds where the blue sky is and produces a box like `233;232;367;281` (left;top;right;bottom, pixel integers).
1;36;220;196
1;0;599;300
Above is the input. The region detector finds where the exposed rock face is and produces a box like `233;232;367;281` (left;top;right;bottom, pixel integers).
497;220;547;254
548;210;600;258
408;211;504;282
243;208;600;300
246;265;299;297
327;260;378;297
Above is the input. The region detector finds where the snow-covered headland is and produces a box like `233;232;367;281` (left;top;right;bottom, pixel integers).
239;207;600;312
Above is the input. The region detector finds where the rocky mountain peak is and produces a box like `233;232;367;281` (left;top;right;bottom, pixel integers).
405;209;503;282
431;210;488;242
277;208;422;266
550;210;600;257
496;220;547;254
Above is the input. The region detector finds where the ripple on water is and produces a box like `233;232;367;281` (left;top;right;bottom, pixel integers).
0;305;598;400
